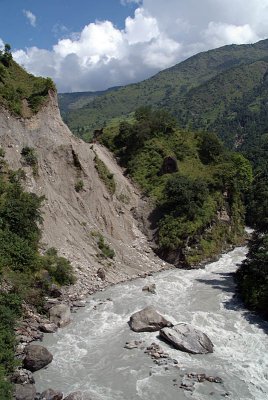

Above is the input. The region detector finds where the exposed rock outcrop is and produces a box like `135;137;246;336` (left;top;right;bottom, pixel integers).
160;156;178;174
11;368;35;385
97;268;105;281
160;323;214;354
23;344;53;372
129;306;172;332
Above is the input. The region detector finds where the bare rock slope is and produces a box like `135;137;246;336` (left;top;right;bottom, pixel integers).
0;92;168;297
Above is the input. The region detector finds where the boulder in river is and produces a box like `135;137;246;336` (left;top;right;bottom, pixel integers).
14;383;36;400
49;303;71;327
129;306;172;332
40;388;63;400
160;323;214;354
23;344;53;372
63;392;92;400
39;322;58;333
142;283;156;294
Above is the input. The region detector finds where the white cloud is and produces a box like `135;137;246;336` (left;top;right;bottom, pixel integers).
23;10;37;28
203;22;259;48
125;8;159;44
54;21;124;61
14;1;268;92
0;38;4;51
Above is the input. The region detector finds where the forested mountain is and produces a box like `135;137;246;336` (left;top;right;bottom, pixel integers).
59;38;268;147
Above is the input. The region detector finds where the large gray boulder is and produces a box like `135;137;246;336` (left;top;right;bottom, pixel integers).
39;322;58;333
129;306;172;332
142;283;156;294
40;388;63;400
160;323;214;354
63;392;92;400
14;384;36;400
49;303;71;327
23;344;53;372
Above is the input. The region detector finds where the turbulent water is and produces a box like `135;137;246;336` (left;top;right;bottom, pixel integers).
34;247;268;400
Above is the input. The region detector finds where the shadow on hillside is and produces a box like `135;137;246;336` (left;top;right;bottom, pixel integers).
196;272;268;334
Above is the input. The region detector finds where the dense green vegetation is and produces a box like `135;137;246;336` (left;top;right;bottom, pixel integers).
236;134;268;319
0;157;74;398
100;107;251;265
0;44;55;117
237;232;268;319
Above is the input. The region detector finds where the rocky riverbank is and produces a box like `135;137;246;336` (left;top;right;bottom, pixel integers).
12;263;172;400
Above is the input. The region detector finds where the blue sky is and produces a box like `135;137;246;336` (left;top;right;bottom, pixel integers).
1;0;268;92
1;0;137;50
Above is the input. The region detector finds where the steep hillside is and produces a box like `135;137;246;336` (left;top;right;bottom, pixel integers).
0;92;168;300
175;59;268;146
99;108;251;266
59;39;268;143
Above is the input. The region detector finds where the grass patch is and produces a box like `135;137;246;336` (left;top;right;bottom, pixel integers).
75;179;84;192
91;231;115;259
94;154;116;195
21;146;38;176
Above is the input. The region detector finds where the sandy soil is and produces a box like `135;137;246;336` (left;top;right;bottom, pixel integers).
0;92;170;298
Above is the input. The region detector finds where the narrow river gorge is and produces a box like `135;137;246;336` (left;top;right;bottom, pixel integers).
34;247;268;400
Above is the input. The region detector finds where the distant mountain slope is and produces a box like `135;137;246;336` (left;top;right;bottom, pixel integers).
58;86;121;118
175;59;268;146
59;39;268;145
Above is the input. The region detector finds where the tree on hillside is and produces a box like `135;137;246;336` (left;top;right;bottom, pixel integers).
164;174;209;220
0;43;12;67
236;232;268;319
198;131;224;164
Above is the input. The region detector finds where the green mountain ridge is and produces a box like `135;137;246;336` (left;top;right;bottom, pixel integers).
59;38;268;145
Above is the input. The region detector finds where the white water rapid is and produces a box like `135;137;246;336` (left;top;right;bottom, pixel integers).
34;247;268;399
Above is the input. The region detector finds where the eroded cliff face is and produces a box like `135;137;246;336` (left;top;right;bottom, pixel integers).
0;92;167;297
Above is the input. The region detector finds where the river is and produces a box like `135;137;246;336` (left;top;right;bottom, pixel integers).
34;247;268;399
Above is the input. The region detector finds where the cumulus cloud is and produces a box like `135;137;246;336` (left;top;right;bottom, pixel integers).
14;1;268;92
23;10;37;27
203;22;259;48
125;8;159;44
